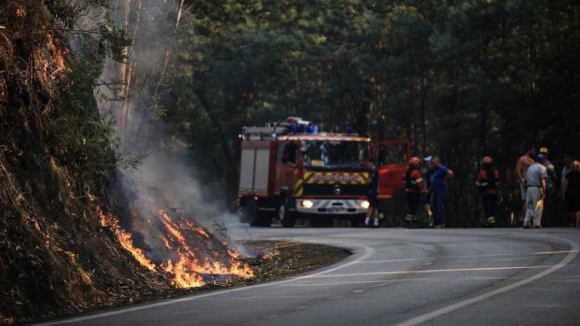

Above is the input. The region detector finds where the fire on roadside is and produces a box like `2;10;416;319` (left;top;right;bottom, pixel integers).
96;207;255;288
97;207;156;271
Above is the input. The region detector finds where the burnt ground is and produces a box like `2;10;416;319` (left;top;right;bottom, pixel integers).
143;240;352;297
236;240;352;284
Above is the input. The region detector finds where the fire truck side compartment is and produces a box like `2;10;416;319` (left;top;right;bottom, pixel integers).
239;141;270;194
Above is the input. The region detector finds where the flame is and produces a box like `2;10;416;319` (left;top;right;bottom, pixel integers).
158;210;254;285
96;207;156;271
164;258;205;288
96;206;254;289
162;236;172;249
261;248;280;259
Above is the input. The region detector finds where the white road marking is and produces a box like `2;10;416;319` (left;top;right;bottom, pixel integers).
35;236;579;326
35;244;375;325
300;264;556;278
395;237;579;326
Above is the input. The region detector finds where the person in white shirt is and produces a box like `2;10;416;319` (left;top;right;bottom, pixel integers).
523;154;548;228
538;147;556;227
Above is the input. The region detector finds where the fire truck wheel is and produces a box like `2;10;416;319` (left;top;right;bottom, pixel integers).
238;199;249;223
246;195;272;227
246;198;259;226
278;195;296;228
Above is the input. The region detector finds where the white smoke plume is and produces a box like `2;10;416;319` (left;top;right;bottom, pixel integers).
95;0;248;253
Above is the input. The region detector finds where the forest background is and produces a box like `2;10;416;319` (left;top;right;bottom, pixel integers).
1;0;580;323
102;0;579;227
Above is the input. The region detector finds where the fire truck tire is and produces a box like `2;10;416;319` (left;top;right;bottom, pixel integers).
238;197;249;223
278;195;296;228
246;196;272;227
246;198;259;226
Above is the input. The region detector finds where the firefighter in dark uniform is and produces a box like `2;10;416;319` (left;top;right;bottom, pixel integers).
365;164;380;227
404;157;426;228
476;156;500;227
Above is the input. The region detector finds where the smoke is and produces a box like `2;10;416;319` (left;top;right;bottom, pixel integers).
123;143;229;231
96;0;246;255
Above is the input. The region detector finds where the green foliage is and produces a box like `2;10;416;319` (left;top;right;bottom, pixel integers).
51;37;116;175
41;0;133;173
46;0;132;62
154;0;580;225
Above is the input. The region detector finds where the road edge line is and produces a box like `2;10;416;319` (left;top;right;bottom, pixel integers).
395;237;579;326
35;244;375;325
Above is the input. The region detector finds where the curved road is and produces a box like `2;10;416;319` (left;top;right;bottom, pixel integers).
38;227;580;326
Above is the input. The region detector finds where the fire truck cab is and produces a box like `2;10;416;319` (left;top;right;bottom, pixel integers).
237;117;410;227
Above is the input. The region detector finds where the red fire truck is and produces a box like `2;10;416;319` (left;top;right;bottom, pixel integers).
237;117;410;227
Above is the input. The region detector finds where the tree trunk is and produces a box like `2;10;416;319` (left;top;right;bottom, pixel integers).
355;85;373;138
122;0;143;155
420;75;428;157
116;0;130;151
154;0;185;96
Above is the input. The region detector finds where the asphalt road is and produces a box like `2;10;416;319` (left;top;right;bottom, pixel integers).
37;226;580;326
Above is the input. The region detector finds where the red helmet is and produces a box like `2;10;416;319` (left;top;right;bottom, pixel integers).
483;156;493;164
409;157;420;166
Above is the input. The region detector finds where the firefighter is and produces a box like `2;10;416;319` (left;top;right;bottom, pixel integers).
404;157;426;228
422;156;434;226
476;156;500;227
365;164;380;227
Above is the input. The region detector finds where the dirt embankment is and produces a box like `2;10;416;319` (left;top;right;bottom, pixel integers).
0;4;171;324
0;5;351;325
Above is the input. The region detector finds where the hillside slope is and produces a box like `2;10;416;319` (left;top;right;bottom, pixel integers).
0;3;252;324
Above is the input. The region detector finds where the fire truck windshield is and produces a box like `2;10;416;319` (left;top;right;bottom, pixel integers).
301;140;371;170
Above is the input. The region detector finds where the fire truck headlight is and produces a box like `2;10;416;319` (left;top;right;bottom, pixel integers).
360;200;370;209
300;200;314;208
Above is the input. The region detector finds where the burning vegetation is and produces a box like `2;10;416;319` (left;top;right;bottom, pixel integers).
97;204;254;289
0;2;258;324
0;2;352;325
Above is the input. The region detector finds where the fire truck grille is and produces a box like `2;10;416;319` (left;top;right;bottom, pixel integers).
302;184;369;196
